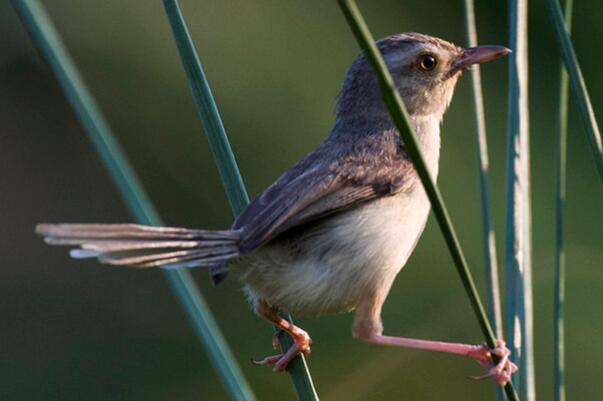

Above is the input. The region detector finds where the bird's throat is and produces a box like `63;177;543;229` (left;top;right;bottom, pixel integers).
410;114;442;180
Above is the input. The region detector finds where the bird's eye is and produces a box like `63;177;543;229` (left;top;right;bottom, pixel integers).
417;54;437;71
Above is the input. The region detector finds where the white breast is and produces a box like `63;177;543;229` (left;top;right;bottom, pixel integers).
241;187;430;316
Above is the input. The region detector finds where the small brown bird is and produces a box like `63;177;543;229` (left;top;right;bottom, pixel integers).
37;33;516;385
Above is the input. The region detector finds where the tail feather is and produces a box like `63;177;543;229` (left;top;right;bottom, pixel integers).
98;247;239;267
36;223;241;270
46;238;227;252
37;223;238;240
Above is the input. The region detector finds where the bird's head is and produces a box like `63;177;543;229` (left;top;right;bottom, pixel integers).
336;32;510;122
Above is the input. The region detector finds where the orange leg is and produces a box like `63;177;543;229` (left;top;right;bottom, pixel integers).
252;302;312;372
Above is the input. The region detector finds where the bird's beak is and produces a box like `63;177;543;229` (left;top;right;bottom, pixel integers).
452;45;511;72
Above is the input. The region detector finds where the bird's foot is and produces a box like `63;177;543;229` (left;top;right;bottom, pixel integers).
252;327;312;372
467;339;518;386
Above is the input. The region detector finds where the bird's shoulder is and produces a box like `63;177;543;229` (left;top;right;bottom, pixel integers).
333;129;416;190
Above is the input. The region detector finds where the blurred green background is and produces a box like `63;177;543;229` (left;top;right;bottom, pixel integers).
1;1;601;400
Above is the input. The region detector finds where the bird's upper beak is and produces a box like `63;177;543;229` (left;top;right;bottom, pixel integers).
452;45;511;72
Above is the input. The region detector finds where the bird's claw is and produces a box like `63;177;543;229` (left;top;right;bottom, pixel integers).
252;328;312;372
251;355;282;367
466;339;518;386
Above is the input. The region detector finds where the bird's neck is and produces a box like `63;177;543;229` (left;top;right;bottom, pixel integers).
330;112;442;180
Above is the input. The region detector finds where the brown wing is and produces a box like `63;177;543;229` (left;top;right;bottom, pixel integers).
233;130;414;253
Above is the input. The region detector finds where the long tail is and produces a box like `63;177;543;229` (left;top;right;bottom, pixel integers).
36;223;241;269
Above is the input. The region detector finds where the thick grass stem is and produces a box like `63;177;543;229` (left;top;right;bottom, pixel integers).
505;0;535;400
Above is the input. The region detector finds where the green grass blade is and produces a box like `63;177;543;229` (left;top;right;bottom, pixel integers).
162;0;249;215
161;1;319;400
11;1;257;401
504;0;535;399
162;272;257;401
462;0;503;340
545;0;603;182
554;1;572;401
462;3;504;401
336;1;519;400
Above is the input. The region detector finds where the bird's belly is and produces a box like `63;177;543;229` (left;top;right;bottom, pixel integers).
241;190;431;317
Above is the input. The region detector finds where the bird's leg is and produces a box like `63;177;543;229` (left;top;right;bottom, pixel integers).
359;333;517;385
352;293;517;386
252;301;312;372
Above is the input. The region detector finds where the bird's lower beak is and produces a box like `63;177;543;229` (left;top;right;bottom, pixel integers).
452;45;511;72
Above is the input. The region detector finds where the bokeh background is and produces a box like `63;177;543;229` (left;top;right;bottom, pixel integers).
1;1;601;400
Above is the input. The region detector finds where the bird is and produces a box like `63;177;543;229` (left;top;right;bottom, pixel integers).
36;32;516;385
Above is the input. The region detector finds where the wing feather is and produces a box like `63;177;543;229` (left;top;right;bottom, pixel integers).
233;130;414;252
